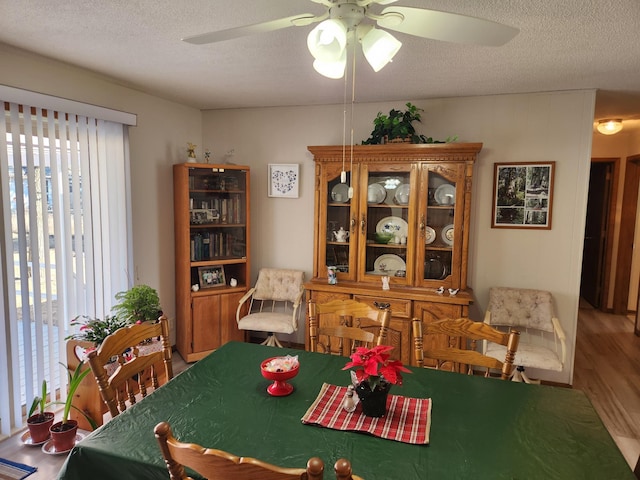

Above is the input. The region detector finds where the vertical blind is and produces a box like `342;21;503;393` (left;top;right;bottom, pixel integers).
0;101;131;436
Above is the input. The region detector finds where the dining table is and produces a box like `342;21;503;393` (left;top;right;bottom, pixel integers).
56;341;634;479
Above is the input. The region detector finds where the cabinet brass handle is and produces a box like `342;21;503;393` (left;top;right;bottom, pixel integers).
350;217;356;232
360;215;366;235
419;215;426;238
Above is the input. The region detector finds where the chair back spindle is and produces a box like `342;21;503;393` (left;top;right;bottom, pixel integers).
412;317;520;380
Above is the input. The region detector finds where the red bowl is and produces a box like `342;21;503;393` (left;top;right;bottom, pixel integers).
261;357;299;396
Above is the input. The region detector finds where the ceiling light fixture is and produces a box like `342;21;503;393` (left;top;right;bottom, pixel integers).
307;17;401;78
359;25;402;72
596;119;623;135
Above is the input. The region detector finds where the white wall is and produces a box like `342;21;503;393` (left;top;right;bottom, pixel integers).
203;90;596;384
0;44;202;343
2;43;597;383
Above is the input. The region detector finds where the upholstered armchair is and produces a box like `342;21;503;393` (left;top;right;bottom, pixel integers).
483;287;566;383
236;268;305;347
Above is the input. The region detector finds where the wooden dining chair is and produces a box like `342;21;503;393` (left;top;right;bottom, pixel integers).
87;315;173;418
155;421;364;480
307;299;391;356
412;317;520;380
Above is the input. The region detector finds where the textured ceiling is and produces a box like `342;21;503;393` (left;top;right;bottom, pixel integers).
2;0;640;128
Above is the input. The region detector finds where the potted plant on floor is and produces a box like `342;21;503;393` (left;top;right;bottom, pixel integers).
49;361;97;452
26;380;55;444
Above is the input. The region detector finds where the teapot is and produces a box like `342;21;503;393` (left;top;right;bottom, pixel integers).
333;227;349;242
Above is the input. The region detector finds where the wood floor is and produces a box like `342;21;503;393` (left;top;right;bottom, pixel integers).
573;303;640;471
2;308;639;478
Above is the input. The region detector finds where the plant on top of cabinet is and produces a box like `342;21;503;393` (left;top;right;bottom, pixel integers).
361;102;457;145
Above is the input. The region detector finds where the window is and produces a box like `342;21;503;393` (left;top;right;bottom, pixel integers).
0;101;132;436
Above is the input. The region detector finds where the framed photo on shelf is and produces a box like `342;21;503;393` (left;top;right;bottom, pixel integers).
268;164;299;198
198;265;226;288
492;162;555;230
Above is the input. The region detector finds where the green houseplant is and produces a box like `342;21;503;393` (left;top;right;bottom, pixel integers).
66;285;161;347
111;284;162;324
49;361;97;452
66;314;130;347
362;102;457;145
26;380;55;444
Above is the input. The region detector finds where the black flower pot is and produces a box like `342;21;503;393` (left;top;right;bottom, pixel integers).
355;381;391;417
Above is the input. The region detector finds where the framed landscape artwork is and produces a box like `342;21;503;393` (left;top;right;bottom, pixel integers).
268;164;299;198
491;162;555;229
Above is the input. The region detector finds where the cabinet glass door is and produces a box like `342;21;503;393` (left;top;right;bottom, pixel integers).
188;167;248;287
416;164;464;289
323;165;358;281
359;164;416;286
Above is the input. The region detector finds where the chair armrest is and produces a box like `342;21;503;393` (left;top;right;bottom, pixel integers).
292;287;305;308
551;316;566;364
236;287;256;324
288;288;306;332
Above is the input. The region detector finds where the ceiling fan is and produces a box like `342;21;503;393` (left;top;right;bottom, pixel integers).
182;0;519;78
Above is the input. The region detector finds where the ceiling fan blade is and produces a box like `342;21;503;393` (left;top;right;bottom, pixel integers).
182;13;320;45
377;6;519;46
357;0;397;5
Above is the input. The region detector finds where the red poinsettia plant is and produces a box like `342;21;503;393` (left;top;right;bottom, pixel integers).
343;345;411;391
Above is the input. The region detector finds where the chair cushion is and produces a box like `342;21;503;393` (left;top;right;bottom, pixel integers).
486;343;563;371
237;312;296;334
253;268;304;303
489;287;555;332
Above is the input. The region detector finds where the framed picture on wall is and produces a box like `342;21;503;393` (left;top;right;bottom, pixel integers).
268;164;299;198
198;265;226;288
491;162;555;229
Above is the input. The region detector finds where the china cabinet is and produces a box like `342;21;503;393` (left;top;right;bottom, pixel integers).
174;163;250;362
305;144;482;366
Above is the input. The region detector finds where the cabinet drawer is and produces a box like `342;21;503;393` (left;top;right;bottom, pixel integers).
354;295;412;319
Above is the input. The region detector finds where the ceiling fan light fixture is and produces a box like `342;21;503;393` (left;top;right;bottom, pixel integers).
307;19;347;62
312;51;346;79
361;28;402;72
596;119;623;135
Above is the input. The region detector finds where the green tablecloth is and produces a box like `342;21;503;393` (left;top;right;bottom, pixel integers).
57;341;633;479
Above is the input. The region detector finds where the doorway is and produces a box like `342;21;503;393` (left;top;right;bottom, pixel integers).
580;159;618;309
614;155;640;316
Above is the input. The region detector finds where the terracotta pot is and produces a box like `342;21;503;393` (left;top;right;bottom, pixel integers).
355;381;391;417
26;412;55;443
50;420;78;452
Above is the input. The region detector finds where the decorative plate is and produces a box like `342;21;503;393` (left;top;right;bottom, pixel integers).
21;430;48;446
434;184;456;205
394;183;410;205
424;226;436;245
441;224;454;246
376;216;408;237
367;183;386;204
42;433;85;455
330;183;349;203
373;254;406;274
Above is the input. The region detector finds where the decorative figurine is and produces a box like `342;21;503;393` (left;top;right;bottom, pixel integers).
381;276;390;290
187;142;197;163
328;266;338;285
343;385;356;413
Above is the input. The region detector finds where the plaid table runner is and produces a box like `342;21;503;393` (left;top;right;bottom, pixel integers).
301;383;431;445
